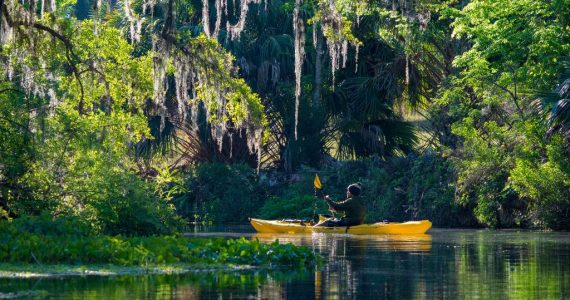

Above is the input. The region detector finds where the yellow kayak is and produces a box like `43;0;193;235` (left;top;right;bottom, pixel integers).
250;218;432;235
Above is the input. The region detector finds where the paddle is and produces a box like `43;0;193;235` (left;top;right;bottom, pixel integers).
313;174;334;221
312;174;321;221
313;173;323;195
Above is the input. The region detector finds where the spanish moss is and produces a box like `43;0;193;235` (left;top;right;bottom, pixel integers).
293;0;304;140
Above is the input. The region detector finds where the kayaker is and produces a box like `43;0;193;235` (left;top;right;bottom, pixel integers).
316;183;366;227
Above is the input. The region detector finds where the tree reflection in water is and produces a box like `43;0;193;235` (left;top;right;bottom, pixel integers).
252;232;432;299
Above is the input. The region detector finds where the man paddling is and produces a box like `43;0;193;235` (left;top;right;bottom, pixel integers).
315;183;366;227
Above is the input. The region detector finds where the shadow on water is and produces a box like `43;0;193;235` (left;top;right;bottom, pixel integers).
2;227;570;299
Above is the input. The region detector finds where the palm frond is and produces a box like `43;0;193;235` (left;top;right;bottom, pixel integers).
134;115;176;160
536;60;570;146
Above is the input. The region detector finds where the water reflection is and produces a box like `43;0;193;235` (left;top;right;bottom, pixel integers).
251;233;432;252
1;230;570;299
0;270;311;299
249;233;432;299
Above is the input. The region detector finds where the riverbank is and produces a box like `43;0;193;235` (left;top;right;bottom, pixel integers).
0;234;320;270
0;216;322;278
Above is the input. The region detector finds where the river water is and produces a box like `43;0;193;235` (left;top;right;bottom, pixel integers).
1;227;570;299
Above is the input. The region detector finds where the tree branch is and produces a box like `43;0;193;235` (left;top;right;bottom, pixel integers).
2;4;86;113
0;88;25;95
0;115;28;130
492;81;524;118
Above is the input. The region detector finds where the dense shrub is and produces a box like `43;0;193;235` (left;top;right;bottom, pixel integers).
8;150;186;236
176;149;568;229
363;155;475;226
4;213;96;237
509;136;570;230
453;115;570;229
5;209;186;237
258;195;329;220
174;163;265;223
256;155;475;227
82;174;186;236
323;155;475;226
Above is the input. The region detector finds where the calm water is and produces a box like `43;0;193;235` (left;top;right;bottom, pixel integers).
1;227;570;299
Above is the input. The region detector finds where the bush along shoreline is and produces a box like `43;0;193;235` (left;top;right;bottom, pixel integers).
173;153;569;230
174;156;478;228
0;216;322;277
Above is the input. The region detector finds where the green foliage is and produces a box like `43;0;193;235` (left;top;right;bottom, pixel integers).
449;96;570;229
537;61;570;149
2;0;570;232
256;154;472;227
451;117;515;227
510;136;570;229
1;0;268;235
319;155;472;226
450;112;570;228
174;163;265;223
436;0;570;229
0;85;33;217
452;0;569;92
0;13;184;235
259;195;328;220
0;217;320;268
3;213;96;237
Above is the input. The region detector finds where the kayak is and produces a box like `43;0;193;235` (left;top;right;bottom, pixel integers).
249;218;432;235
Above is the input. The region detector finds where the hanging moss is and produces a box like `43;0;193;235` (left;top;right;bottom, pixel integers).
292;0;305;140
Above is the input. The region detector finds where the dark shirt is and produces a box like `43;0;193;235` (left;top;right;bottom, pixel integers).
324;196;366;225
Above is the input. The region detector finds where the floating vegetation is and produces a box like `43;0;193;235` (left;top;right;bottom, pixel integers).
0;217;321;268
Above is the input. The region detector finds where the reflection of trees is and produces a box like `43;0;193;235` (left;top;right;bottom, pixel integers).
250;232;433;299
318;236;358;299
451;231;570;299
252;231;570;299
0;270;310;299
303;233;433;299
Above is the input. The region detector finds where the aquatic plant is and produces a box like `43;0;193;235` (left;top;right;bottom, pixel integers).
0;217;320;267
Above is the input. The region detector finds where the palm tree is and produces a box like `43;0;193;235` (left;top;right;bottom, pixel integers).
325;24;418;159
130;0;268;170
134;0;428;171
538;60;570;151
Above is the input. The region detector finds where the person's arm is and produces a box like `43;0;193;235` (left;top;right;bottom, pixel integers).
324;196;351;211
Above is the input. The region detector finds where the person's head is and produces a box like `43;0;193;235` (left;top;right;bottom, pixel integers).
346;183;362;198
